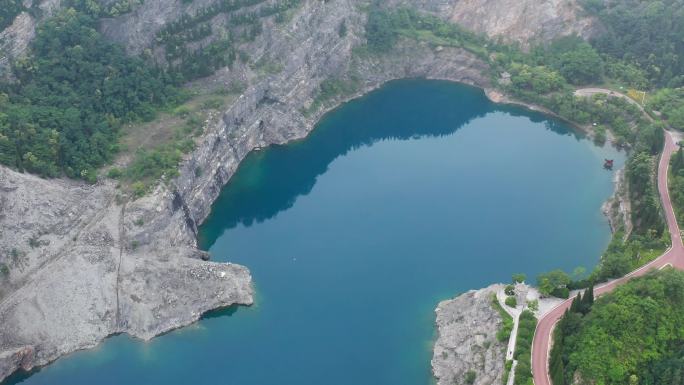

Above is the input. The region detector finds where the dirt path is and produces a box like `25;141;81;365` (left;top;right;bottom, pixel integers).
531;123;684;385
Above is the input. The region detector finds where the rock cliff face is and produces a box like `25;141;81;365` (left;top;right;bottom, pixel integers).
390;0;600;47
0;0;62;80
0;0;600;381
0;167;253;381
432;285;506;385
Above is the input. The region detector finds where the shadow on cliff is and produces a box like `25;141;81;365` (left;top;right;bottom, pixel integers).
198;79;578;250
3;368;38;385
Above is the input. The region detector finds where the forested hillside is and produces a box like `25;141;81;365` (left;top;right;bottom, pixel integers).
581;0;684;133
583;0;684;88
0;0;301;182
0;9;182;181
550;269;684;385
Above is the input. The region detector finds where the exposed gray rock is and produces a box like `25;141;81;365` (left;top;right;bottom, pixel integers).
0;347;33;381
0;1;491;379
602;167;632;236
0;167;253;381
0;0;62;80
432;284;506;385
389;0;601;47
0;13;36;80
0;0;607;381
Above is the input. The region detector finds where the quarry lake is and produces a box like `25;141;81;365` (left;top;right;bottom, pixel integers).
7;80;625;385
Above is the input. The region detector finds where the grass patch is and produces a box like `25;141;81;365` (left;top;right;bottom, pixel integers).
303;76;362;116
491;294;514;343
512;310;537;385
113;89;238;197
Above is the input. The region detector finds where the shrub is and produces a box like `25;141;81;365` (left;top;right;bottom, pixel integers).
512;273;526;283
505;284;515;296
465;370;476;385
107;167;123;179
0;9;181;179
201;97;224;110
513;310;537;385
173;105;192;118
130;181;146;198
492;294;514;342
551;287;570;299
505;296;517;308
0;263;9;278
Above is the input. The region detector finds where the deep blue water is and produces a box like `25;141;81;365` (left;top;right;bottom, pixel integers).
6;80;624;385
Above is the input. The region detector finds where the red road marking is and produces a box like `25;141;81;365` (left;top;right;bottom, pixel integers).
531;131;684;385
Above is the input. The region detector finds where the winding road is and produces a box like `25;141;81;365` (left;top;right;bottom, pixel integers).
531;90;684;385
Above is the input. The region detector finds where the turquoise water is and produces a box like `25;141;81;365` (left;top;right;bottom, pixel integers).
6;80;624;385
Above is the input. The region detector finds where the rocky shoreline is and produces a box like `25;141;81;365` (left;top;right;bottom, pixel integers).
432;285;507;385
0;0;604;382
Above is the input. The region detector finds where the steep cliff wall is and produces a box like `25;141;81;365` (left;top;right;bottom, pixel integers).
389;0;601;47
432;285;506;385
0;0;61;80
0;0;602;381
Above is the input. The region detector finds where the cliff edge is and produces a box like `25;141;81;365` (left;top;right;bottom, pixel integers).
432;284;506;385
0;0;599;381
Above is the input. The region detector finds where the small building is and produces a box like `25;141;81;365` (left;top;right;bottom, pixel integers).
604;159;614;169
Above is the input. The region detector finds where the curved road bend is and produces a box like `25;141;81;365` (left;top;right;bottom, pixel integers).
573;88;647;113
531;129;684;385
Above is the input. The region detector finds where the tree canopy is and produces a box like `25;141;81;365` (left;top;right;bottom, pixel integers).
537;270;571;297
552;269;684;385
0;8;182;181
0;0;24;30
582;0;684;87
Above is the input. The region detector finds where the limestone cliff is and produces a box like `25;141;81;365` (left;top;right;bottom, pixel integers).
0;0;601;381
389;0;601;47
432;285;506;385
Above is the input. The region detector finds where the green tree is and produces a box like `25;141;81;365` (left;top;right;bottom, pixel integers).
0;8;181;179
505;284;516;296
365;7;397;52
580;284;594;314
584;0;684;86
465;370;476;384
537;270;571;297
512;273;527;283
505;296;517;308
555;43;604;85
668;106;684;130
556;270;684;385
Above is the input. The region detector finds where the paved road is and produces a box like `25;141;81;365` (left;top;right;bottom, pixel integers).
531;129;684;385
573;88;647;113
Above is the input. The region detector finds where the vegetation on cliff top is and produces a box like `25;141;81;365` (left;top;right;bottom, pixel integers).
491;294;514;343
582;0;684;88
0;0;300;184
0;9;183;181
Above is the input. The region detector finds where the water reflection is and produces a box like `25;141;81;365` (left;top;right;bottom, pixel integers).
199;80;580;248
